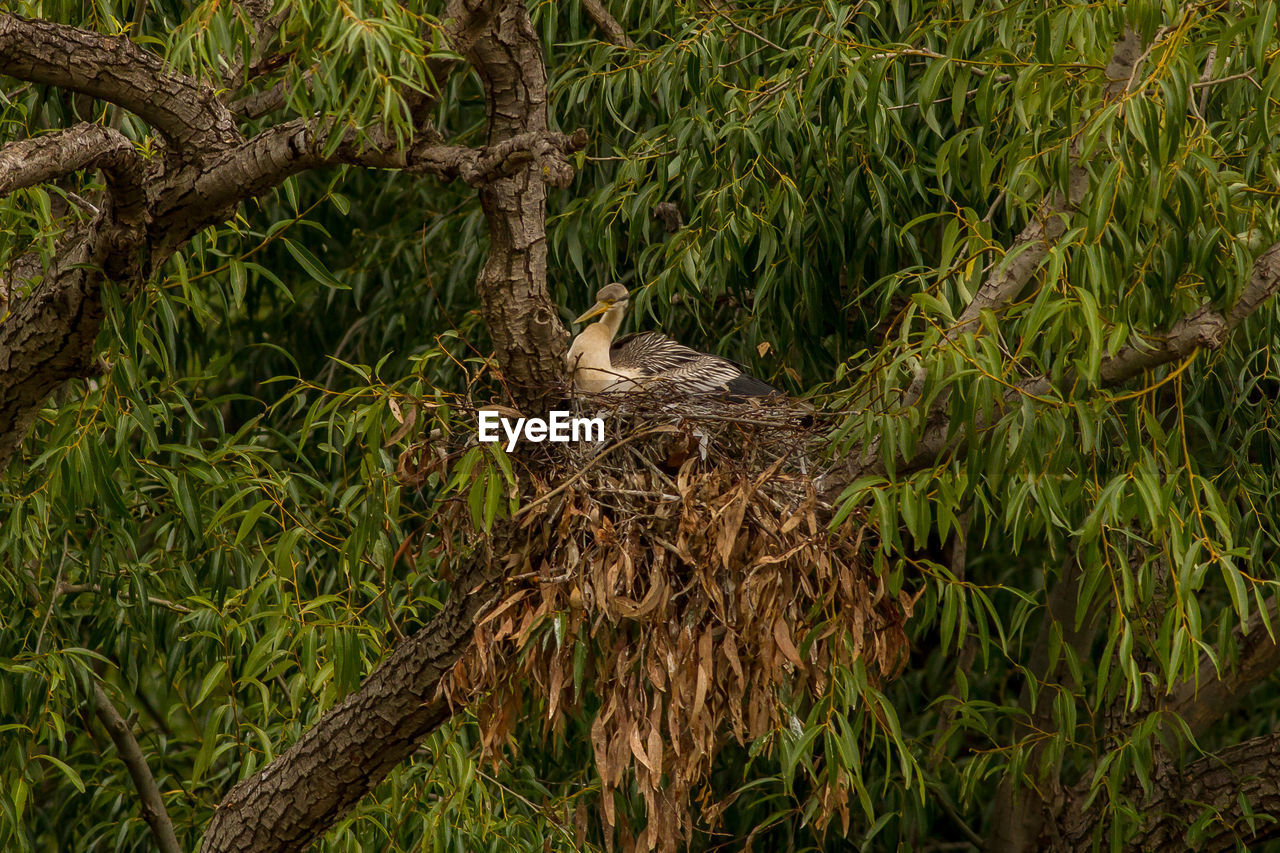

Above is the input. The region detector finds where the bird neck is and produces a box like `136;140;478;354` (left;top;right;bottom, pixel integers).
598;303;626;341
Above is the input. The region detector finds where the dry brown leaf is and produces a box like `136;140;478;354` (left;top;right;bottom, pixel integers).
691;660;709;724
773;618;804;668
723;630;744;683
630;722;654;773
476;588;530;628
648;705;664;779
547;660;564;721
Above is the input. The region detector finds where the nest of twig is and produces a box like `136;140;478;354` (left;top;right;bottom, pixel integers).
405;390;912;852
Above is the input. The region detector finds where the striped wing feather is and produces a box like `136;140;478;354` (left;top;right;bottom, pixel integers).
612;332;777;396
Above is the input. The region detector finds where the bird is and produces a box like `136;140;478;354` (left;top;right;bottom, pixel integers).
565;283;778;396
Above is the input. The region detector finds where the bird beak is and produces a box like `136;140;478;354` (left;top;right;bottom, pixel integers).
573;301;611;324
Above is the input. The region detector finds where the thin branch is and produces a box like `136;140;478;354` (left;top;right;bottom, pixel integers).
0;12;239;154
57;582;193;614
1189;69;1260;90
34;534;71;655
92;680;182;853
1093;241;1280;387
712;7;785;52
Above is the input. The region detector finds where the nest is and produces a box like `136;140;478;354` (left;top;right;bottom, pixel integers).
406;391;913;852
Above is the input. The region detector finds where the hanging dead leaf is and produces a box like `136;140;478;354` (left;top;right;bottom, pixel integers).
773;618;804;668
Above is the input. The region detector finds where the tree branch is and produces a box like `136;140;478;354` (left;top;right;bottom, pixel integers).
1124;731;1280;851
0;217;147;468
0;123;146;221
228;70;314;120
152;119;586;249
200;544;506;852
222;0;292;93
92;680;182;853
580;0;634;48
0;13;239;155
0;2;583;470
950;28;1144;335
0;132;151;474
58;581;193;614
878;28;1145;465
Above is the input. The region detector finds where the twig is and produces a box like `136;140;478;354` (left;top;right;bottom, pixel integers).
514;428;667;520
1189;69;1261;90
713;7;786;53
473;767;583;847
380;533;409;644
35;534;70;655
57;582;193;614
92;681;182;853
611;488;681;501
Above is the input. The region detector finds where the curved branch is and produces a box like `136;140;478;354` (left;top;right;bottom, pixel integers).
951;28;1144;335
580;0;634;48
881;28;1147;471
0;13;239;154
0;123;146;221
822;240;1280;493
893;241;1279;479
1097;240;1280;383
0;221;144;468
150;119;585;252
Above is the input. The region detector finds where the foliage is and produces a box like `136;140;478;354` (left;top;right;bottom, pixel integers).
2;0;1280;851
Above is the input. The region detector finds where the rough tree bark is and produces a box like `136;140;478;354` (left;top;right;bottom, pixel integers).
1123;732;1280;852
447;0;573;409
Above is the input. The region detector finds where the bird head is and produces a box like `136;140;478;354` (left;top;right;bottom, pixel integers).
573;282;630;324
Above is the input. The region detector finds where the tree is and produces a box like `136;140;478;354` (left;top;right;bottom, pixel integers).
2;0;1278;851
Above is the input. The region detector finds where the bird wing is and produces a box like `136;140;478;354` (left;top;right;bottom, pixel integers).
612;332;778;396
